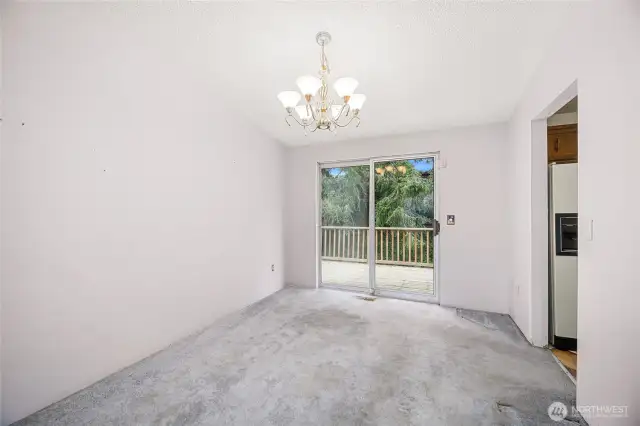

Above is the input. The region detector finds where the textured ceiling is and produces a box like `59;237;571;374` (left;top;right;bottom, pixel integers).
11;1;580;147
201;1;580;146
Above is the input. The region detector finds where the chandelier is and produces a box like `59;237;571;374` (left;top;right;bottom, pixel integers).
277;31;366;134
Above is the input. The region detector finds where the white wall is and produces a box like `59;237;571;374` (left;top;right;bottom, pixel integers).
285;123;510;314
0;5;284;425
507;1;640;424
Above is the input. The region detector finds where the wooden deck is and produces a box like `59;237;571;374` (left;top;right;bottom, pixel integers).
321;260;434;295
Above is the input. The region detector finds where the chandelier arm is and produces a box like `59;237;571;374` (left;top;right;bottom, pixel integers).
330;116;355;128
335;103;348;121
331;108;353;127
285;114;306;128
331;112;361;128
308;103;317;121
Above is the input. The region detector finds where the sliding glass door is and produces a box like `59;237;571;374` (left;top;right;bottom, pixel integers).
318;154;438;302
373;157;437;299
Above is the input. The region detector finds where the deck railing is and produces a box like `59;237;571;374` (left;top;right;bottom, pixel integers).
321;226;434;267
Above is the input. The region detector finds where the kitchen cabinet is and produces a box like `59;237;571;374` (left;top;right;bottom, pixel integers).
548;124;577;162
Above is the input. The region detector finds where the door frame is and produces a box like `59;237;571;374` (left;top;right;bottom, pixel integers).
316;152;441;304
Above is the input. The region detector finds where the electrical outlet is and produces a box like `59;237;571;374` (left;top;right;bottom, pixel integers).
271;264;275;272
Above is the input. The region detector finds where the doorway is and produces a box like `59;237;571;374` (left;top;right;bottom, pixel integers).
547;96;578;379
318;154;439;303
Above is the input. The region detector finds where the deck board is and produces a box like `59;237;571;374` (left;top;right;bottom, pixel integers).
321;260;434;295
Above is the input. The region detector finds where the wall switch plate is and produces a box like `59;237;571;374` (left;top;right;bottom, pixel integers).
439;158;448;169
446;215;455;225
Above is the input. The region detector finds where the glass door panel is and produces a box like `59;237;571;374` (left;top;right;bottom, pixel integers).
373;157;436;296
320;164;370;289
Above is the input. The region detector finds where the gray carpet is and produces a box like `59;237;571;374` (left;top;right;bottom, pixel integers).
14;288;582;425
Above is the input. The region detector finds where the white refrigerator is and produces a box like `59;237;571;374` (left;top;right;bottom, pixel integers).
549;163;578;350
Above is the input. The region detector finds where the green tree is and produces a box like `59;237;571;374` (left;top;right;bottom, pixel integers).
321;159;433;228
321;166;369;226
374;159;433;227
